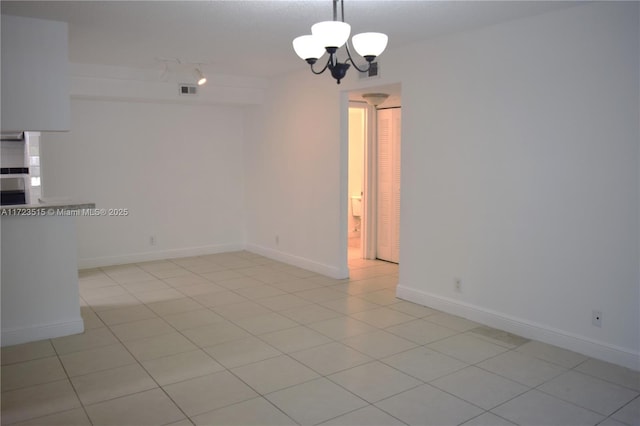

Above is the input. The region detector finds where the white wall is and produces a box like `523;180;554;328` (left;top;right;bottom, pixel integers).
244;72;348;277
42;98;246;267
246;2;640;368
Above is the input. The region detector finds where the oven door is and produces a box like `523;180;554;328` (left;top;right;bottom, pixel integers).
0;176;27;205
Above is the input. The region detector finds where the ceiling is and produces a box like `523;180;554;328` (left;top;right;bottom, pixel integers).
2;1;576;79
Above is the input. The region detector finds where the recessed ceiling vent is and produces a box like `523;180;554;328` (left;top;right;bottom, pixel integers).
179;84;198;95
359;62;379;79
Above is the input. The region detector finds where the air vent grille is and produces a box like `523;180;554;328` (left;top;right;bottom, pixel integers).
179;84;198;95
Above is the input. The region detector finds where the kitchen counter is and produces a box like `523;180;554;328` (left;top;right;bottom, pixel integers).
0;200;95;214
1;200;95;346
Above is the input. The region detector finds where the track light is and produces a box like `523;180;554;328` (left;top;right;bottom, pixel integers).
194;68;207;86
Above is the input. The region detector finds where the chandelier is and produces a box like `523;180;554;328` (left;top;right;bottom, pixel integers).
292;0;388;84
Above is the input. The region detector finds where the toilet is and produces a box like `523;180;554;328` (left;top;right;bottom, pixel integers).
351;195;362;217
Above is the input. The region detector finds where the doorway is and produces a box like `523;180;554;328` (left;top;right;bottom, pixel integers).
346;84;402;265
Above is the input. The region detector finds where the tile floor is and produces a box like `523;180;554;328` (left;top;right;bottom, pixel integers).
1;250;639;426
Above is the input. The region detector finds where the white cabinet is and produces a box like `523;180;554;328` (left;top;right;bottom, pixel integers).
376;107;401;263
1;15;70;132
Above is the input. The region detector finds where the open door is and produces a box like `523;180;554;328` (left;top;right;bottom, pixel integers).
376;107;401;263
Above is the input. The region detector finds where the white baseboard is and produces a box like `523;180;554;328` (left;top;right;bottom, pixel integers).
396;285;640;371
1;318;85;347
246;243;348;279
78;243;245;269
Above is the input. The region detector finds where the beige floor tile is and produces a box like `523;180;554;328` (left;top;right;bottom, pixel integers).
80;285;128;302
427;333;508;364
235;312;299;335
200;269;244;282
146;297;204;316
176;282;227;297
121;279;170;294
217;277;268;291
148;267;193;279
515;340;589;368
141;349;224;386
388;301;439;318
203;336;282;368
382;347;468;382
280;304;343;324
59;343;136;377
307;316;377;340
1;380;81;424
184;262;228;274
192;396;297;426
375;384;483;426
266;377;368;425
80;308;105;330
341;330;417;359
124;331;198;361
85;388;185;425
51;328;119;355
257;294;313;311
477;350;566;387
133;288;184;304
182;321;250;347
13;408;91;426
385;318;458;344
468;326;530;349
86;293;142;311
597;418;629;426
295;287;347;303
425;313;481;332
358;289;400;306
163;272;211;288
320;297;381;315
70;363;157;405
231;354;319;394
492;389;604;425
329;361;422;403
109;317;175;342
212;300;274;320
1;356;67;392
351;306;415;328
163;370;258;416
1;340;55;365
234;284;288;300
95;303;157;325
538;370;639;416
109;271;158;285
575;358;640;391
163;308;225;330
260;326;333;353
611;395;640;425
431;366;529;410
289;341;372;375
319;405;407;426
270;278;322;292
165;419;196;426
196;290;249;308
460;412;517;425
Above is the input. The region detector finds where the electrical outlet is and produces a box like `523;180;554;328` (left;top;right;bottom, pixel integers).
454;278;462;293
592;310;602;327
149;235;156;246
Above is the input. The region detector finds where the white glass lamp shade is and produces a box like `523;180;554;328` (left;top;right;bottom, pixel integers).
293;35;325;60
311;21;351;49
352;32;388;57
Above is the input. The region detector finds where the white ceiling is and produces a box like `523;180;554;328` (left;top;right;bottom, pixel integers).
2;0;576;79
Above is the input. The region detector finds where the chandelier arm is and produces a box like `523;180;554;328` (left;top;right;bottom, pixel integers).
310;56;332;75
344;42;372;73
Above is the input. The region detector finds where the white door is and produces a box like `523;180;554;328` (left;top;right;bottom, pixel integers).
376;108;401;263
